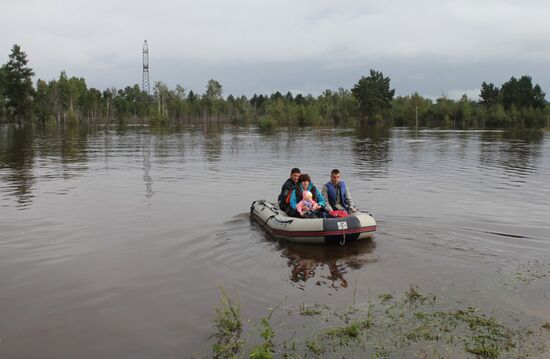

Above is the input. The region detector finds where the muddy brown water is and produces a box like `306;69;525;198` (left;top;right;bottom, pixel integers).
1;124;549;358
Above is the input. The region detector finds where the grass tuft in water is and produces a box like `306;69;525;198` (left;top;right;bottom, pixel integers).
249;311;276;359
378;292;394;304
298;303;325;316
210;288;244;359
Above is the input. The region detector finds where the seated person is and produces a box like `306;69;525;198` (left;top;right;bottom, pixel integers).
296;190;321;218
289;174;326;218
322;169;358;215
278;167;301;213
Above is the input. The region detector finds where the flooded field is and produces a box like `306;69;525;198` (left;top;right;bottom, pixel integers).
1;124;549;358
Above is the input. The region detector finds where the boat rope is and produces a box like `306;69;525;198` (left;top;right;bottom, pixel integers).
262;215;275;229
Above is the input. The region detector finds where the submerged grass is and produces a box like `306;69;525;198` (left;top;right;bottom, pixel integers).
209;286;548;358
210;288;244;359
298;303;326;316
514;259;550;283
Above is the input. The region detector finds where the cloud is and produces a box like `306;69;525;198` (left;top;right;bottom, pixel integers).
445;89;481;101
1;0;549;97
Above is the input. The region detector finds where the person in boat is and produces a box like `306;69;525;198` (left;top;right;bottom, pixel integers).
278;167;301;213
289;173;326;218
322;169;358;215
296;190;321;218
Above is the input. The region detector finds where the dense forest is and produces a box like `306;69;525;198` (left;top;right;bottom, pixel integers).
1;44;549;128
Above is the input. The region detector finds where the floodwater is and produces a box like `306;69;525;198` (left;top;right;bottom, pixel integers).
0;124;549;358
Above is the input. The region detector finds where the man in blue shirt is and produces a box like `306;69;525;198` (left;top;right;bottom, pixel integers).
322;169;357;213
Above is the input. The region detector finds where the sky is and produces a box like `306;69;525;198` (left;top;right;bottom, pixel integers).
1;0;550;99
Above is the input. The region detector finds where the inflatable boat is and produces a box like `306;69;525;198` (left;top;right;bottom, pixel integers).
250;200;377;244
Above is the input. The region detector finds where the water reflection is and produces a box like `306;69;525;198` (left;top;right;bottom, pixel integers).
0;126;35;207
202;123;223;163
35;124;90;165
352;127;392;179
0;124;548;212
0;124;93;208
479;130;543;181
276;239;378;290
142;137;154;201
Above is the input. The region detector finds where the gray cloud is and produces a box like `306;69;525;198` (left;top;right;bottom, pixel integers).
2;0;549;99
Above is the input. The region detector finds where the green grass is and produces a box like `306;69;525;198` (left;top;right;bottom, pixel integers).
298;303;325;316
210;288;244;359
208;287;547;358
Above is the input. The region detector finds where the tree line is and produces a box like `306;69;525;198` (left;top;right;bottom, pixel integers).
1;44;549;128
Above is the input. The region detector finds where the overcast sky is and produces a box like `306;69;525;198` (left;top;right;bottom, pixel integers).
2;0;549;99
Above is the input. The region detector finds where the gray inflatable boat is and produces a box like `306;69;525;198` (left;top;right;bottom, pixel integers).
250;200;377;244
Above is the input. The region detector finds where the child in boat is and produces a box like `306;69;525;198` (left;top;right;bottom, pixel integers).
296;190;321;218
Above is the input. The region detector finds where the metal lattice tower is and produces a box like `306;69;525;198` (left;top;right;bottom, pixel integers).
142;40;150;94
